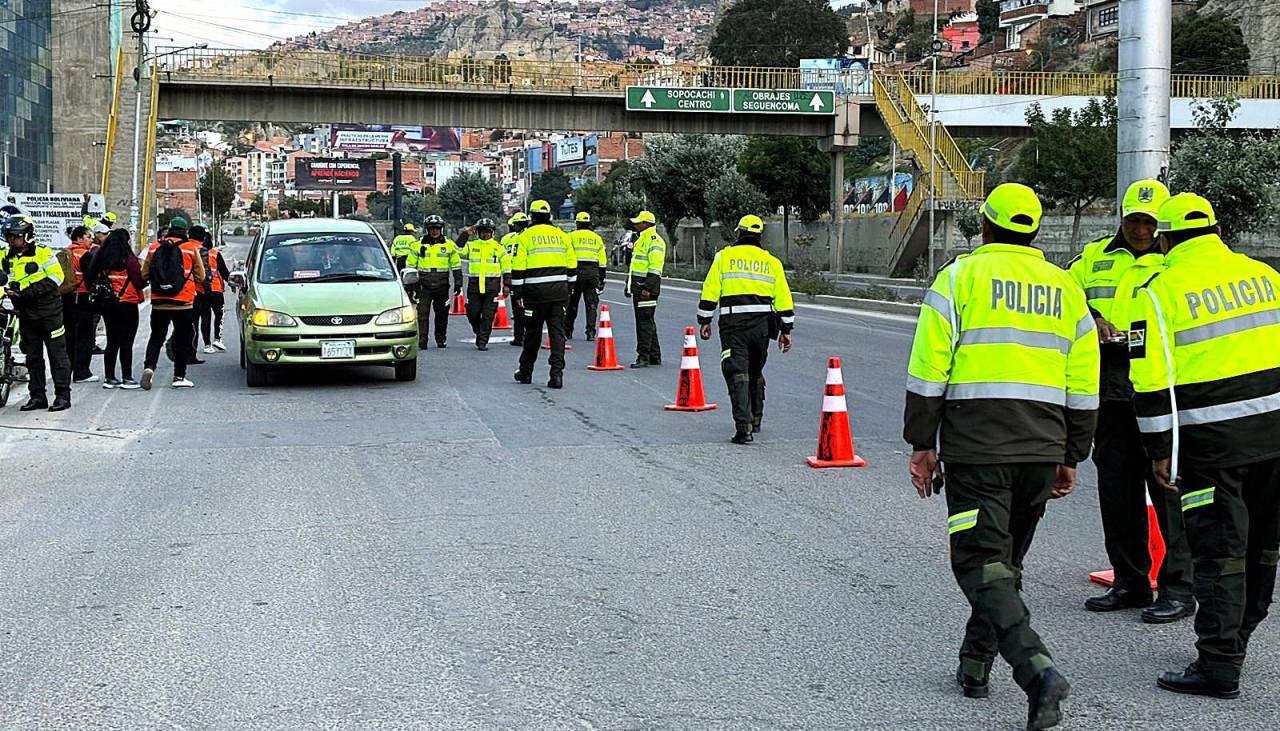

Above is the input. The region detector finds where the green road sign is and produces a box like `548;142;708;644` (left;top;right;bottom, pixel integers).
626;86;731;113
732;89;835;115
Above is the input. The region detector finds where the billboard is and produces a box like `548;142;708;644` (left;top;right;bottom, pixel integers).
1;192;104;248
330;124;461;153
556;136;585;167
295;159;378;191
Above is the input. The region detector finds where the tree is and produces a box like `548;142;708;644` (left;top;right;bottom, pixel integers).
604;161;647;223
572;181;614;223
438;170;502;226
365;191;392;219
197;162;237;229
529;169;573;214
738;136;830;256
1014;98;1117;249
249;194;263;217
403;191;442;224
975;0;1000;44
339;194;357;216
706;170;770;244
1172;11;1250;76
633;134;747;250
1171;97;1280;238
707;0;848;67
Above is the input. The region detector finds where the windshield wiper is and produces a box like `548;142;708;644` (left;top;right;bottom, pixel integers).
272;272;391;284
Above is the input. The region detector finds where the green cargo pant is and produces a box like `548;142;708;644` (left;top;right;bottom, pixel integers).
945;462;1057;690
719;317;769;432
1178;457;1280;683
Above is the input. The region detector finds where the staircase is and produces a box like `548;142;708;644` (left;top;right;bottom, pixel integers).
103;58;158;239
873;72;984;276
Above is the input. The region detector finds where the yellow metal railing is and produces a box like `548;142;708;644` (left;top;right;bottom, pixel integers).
101;45;125;198
888;183;927;254
873;73;984;202
899;70;1280;100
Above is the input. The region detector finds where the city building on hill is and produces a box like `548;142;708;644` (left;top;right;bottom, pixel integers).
999;0;1081;50
911;0;976;15
944;12;982;53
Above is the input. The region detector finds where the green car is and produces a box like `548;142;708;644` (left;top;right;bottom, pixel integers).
232;219;420;387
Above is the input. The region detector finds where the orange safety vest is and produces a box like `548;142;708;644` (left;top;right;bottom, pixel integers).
105;267;143;305
147;239;199;305
67;242;96;294
206;247;224;293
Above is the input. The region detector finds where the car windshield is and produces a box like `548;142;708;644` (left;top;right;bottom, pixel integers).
257;233;395;284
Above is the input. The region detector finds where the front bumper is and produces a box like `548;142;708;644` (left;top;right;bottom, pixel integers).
245;326;418;366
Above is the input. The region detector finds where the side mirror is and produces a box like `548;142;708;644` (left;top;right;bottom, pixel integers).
229;271;246;289
400;268;420;286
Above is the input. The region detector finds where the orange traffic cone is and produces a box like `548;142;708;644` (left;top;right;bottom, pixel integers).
492;292;512;330
587;304;624;371
806;357;867;468
450;292;466;316
664;326;717;412
541;331;572;351
1088;489;1165;590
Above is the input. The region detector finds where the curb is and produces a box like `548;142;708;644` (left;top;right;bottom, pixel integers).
605;273;922;317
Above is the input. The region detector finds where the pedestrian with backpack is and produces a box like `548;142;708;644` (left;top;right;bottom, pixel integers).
141;217;205;389
198;228;230;353
85;228;144;389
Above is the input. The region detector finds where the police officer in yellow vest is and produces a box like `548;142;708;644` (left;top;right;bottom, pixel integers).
405;214;462;348
566;211;608;340
904;183;1098;730
698;215;794;444
1;217;72;411
503;212;531;347
455;218;511;351
626;210;665;367
1128;193;1280;700
512;200;576;388
1071;179;1196;622
391;223;417;263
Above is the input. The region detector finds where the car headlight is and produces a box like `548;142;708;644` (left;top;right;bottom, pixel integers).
251;309;297;327
375;305;416;325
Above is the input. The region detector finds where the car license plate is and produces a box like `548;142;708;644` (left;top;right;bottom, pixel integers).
321;340;356;359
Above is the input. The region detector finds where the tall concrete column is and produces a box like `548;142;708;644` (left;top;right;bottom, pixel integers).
1116;0;1172;204
830;150;845;275
51;0;115;193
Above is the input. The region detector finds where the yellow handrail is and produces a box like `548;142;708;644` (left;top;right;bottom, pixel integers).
101;45;126;198
140;69;160;247
898;70;1280;101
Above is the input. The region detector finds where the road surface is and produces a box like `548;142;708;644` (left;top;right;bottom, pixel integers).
0;241;1276;729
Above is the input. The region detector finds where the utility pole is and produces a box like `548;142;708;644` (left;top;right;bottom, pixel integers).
928;0;940;276
127;0;152;240
392;152;403;225
1116;0;1171;205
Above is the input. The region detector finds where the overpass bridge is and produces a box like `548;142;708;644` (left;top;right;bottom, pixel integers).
133;48;1280;275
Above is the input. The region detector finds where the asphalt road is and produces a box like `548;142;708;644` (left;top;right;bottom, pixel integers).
0;239;1277;729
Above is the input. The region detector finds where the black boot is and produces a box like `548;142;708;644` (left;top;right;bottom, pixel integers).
547;374;563;389
513;371;532;385
1084;587;1153;612
956;661;991;699
1025;667;1070;731
1157;662;1239;699
731;429;753;445
20;398;49;412
629;360;649;369
1142;597;1196;625
48;397;71;412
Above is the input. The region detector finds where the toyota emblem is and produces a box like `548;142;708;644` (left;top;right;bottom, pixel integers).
330;316;344;325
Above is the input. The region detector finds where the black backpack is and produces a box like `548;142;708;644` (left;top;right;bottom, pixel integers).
149;240;189;298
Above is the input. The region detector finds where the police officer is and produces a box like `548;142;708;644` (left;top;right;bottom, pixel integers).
455;218;511;351
1;216;73;411
1071;179;1196;622
626;210;665;367
1128;193;1280;699
903;184;1098;730
697;215;794;444
405;214;461;348
503;212;531;347
511;200;575;388
566;211;607;340
391;222;418;265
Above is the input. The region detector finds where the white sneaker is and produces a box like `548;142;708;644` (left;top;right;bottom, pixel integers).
119;378;141;390
140;368;154;391
212;339;226;351
172;377;194;388
203;345;216;354
73;374;100;384
102;378;121;390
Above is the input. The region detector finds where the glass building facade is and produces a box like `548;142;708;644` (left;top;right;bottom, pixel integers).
1;0;54;192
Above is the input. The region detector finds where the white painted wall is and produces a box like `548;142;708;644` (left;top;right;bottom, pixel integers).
930;94;1280;130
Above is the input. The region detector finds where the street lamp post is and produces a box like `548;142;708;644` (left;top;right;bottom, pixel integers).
928;0;940;276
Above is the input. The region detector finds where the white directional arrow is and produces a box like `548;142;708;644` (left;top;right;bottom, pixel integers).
642;90;657;108
809;94;825;112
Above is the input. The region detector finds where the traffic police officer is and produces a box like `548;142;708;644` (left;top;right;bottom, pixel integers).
904;183;1098;730
697;215;794;444
566;211;607;340
455;218;511;351
391;222;417;263
1129;193;1280;699
511;200;576;389
1072;179;1195;622
503;212;531;347
1;216;73;411
626;210;665;367
405;214;462;348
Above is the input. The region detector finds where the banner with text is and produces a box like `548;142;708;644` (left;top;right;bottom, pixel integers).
295;159;378;191
330;124;461;153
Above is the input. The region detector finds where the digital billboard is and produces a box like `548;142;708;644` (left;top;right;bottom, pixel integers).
294;159;378;191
